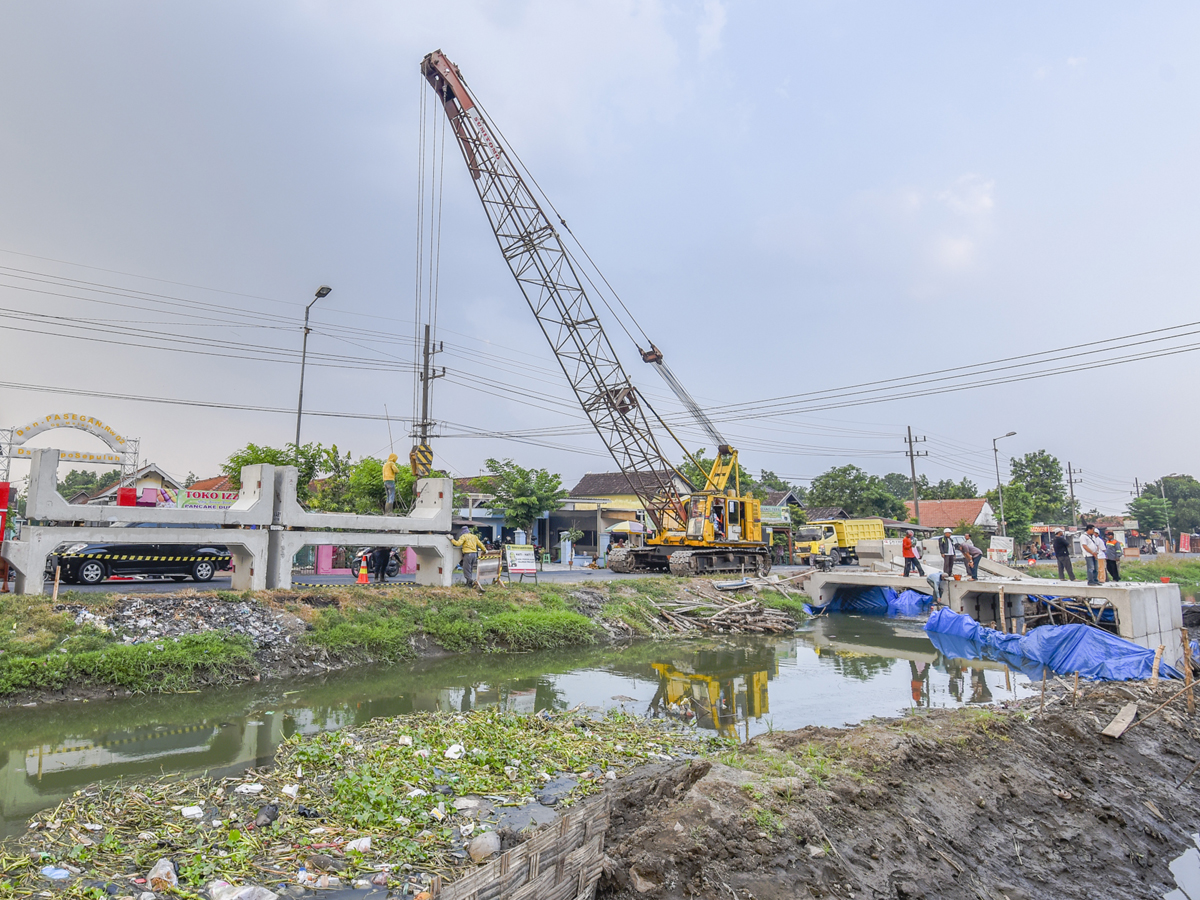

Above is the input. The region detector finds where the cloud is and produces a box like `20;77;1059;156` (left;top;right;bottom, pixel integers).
697;0;726;58
938;174;995;218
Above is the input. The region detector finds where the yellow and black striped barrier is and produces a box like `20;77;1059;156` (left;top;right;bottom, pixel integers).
56;553;232;562
27;723;216;758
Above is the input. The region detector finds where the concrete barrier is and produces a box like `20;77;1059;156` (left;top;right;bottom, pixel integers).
271;467;452;533
3;526;268;594
266;530;456;589
25;448;274;526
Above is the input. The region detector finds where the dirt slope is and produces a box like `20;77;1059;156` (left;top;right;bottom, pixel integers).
599;682;1200;899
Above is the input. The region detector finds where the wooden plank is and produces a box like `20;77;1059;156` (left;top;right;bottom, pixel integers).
1101;702;1139;738
1151;645;1165;686
1183;627;1195;715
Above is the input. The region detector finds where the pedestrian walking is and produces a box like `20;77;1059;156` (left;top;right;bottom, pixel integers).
959;536;982;580
902;530;924;577
939;528;956;576
1052;527;1075;581
1105;532;1122;582
382;453;399;513
1080;524;1104;585
451;526;488;591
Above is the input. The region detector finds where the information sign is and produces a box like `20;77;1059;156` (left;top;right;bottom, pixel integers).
505;544;538;575
178;489;240;509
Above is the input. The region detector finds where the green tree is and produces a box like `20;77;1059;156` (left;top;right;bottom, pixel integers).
1128;495;1170;532
183;472;198;488
881;473;913;501
757;469;806;503
1141;475;1200;535
986;482;1033;544
485;458;568;534
56;468;120;499
1008;450;1067;522
222;442;326;504
807;465;907;519
925;477;978;500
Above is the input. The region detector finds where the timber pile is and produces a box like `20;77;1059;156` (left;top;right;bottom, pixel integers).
636;579;800;635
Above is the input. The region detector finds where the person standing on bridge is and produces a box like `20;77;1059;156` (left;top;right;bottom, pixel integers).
902;530;924;577
452;526;487;592
1053;527;1075;581
939;528;956;577
1105;532;1122;582
1080;524;1104;585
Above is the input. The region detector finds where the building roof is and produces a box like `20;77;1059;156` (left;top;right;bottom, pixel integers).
454;475;497;496
188;475;233;492
764;490;803;507
569;470;690;499
85;463;182;503
904;499;992;529
804;506;850;520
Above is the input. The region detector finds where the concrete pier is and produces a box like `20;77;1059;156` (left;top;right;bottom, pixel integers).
805;570;1184;663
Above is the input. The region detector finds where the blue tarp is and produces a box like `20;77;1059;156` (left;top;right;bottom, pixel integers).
925;607;1181;681
805;585;933;618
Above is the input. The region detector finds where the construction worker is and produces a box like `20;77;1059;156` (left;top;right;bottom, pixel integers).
451;526;488;591
382;453;399;513
902;529;924;577
939;528;956;577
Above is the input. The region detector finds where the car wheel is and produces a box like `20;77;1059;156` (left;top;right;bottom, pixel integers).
78;561;106;585
192;560;216;582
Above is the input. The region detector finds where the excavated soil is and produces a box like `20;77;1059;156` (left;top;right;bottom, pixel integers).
599;680;1200;900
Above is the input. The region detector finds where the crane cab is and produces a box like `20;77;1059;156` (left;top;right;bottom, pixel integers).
682;493;763;545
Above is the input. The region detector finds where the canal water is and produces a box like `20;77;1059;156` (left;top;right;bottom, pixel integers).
0;616;1036;838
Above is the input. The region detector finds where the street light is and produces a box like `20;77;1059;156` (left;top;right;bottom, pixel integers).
295;285;332;451
992;431;1017;537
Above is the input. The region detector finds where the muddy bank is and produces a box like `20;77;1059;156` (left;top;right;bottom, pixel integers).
0;579;801;706
599;680;1200;900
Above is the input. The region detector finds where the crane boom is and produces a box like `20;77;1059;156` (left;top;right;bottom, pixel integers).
420;50;688;531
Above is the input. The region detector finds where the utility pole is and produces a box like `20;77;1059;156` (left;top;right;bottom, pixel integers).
1067;462;1082;527
410;323;445;476
1161;478;1174;551
904;426;927;524
992;432;1017;537
295;285;332;452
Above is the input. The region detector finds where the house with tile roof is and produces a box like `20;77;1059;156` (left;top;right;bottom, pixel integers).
903;498;998;531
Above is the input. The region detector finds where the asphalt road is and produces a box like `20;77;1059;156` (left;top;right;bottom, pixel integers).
36;565;815;594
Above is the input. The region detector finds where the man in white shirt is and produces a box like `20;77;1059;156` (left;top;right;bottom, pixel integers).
1080;524;1104;585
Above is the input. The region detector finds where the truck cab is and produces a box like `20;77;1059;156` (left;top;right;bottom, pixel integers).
684;493;762;544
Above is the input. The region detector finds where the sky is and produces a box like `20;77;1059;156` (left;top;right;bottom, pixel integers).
1;1;1198;514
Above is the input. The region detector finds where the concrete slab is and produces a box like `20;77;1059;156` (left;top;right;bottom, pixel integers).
272;467;452;533
25;448;274;527
266;530;456;589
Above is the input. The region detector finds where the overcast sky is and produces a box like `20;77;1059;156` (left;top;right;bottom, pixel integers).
1;1;1197;513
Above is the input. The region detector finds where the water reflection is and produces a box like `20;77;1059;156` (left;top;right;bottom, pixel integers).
0;616;1036;837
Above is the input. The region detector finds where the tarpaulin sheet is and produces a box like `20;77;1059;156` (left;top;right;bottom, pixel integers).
925;629;1048;680
925;607;1181;681
805;586;932;618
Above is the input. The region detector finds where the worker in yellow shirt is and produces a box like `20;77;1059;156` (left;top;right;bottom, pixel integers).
451;526;488;591
382;453;399;513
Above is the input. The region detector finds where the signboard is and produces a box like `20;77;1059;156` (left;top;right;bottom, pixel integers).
0;482;9;538
504;544;538;575
12;448;125;464
178;489;240;510
760;505;791;525
1181;533;1192;553
11;414;129;451
987;535;1014;562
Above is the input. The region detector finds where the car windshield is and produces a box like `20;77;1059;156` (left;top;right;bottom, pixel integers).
795;528;823;541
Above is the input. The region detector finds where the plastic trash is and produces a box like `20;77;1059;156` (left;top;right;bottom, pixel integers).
82;823;103;832
345;837;371;853
414;748;431;758
444;743;465;760
406;788;428;799
148;858;179;891
281;785;299;798
40;866;71;880
235;783;265;794
396;736;413;747
468;832;501;862
181;806;204;819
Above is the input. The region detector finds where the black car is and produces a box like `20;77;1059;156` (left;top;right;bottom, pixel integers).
50;540;232;584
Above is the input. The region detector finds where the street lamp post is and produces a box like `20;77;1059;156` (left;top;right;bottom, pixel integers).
992;431;1017;537
295;286;332;451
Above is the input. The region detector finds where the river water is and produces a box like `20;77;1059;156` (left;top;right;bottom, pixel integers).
0;616;1035;838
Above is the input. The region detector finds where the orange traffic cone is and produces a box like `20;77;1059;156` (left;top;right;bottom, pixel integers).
356;556;369;584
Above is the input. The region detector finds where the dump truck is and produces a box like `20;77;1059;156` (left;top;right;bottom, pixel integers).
796;518;887;566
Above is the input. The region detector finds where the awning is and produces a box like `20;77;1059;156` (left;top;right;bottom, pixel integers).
607;521;646;533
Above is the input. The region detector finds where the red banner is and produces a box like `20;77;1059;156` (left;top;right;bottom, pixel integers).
1181;533;1191;553
0;482;9;538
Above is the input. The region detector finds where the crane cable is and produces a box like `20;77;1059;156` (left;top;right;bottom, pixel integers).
457;74;723;467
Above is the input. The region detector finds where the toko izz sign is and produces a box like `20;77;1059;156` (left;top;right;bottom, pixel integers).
178;489;239;509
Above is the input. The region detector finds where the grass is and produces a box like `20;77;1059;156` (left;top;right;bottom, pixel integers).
1028;557;1200;592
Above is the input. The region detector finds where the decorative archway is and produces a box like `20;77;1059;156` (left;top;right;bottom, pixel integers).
1;414;139;481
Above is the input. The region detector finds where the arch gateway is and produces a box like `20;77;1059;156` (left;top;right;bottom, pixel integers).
1;413;139;482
